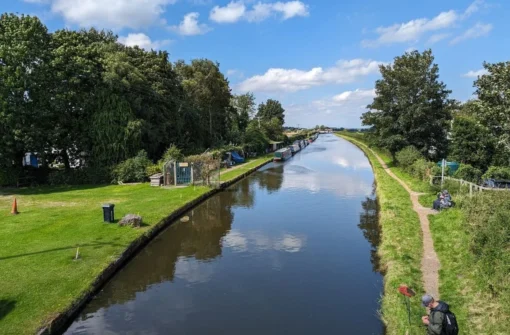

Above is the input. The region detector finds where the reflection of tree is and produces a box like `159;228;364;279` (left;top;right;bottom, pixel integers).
255;164;284;193
358;184;382;273
87;186;246;310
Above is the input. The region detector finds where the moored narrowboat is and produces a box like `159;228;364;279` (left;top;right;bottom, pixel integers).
274;148;292;161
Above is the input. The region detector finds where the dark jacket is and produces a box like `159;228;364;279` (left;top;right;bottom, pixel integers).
427;301;449;335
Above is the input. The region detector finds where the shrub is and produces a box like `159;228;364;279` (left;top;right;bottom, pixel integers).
454;164;483;183
112;150;151;183
47;167;110;185
0;167;19;186
409;158;435;181
160;144;183;163
396;146;423;170
482;166;510;180
145;164;161;177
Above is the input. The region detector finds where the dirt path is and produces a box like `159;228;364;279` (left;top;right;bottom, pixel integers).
353;139;440;298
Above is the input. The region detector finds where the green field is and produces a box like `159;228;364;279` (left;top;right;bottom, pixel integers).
220;154;273;182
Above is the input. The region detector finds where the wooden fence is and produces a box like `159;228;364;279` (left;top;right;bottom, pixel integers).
430;176;510;197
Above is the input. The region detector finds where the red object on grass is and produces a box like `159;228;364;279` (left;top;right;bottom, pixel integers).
398;285;416;297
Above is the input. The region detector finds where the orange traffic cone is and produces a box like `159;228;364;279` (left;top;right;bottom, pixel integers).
11;197;19;215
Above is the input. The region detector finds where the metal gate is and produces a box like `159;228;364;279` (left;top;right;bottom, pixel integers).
176;162;192;185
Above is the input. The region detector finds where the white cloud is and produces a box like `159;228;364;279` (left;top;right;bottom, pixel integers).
237;59;383;93
332;89;375;102
362;1;486;47
362;10;458;47
51;0;176;29
210;1;309;23
462;69;488;78
118;33;171;50
463;0;485;18
450;22;493;45
427;33;451;45
210;1;246;23
169;12;211;36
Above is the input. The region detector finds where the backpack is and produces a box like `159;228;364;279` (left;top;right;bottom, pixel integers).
441;310;459;335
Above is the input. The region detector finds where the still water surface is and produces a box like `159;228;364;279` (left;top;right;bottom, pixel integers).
65;134;383;335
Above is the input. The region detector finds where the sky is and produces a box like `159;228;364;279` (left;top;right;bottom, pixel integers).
4;0;510;128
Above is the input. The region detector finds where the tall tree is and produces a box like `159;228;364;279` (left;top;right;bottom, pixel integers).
231;92;255;132
256;99;285;125
175;59;232;149
49;28;116;169
361;49;453;159
0;14;51;168
473;61;510;165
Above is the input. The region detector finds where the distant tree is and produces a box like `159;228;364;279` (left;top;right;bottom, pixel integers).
473;61;510;165
361;49;454;159
256;99;285;125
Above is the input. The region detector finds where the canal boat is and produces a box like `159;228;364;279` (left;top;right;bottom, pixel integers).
288;145;298;155
274;148;292;161
291;143;301;154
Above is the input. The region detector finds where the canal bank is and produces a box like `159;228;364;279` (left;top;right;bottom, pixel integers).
63;134;384;335
31;156;274;335
337;134;426;334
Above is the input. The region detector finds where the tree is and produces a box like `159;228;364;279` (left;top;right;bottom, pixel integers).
256;99;285;125
473;61;510;165
361;49;453;159
175;59;233;149
231;92;255;132
0;14;52;168
449;113;494;171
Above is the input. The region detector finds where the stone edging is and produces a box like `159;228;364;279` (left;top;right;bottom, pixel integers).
37;157;273;335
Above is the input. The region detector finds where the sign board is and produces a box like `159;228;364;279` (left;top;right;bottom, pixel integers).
179;162;189;167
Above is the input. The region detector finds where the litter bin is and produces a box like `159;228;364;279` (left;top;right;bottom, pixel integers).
102;203;115;223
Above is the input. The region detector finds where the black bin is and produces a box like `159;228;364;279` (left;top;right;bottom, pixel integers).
102;203;115;223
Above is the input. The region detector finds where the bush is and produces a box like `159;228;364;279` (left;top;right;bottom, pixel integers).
160;144;183;163
145;164;161;177
47;167;110;185
0;167;20;186
482;166;510;180
409;158;434;181
112;150;151;183
396;146;423;170
454;164;483;183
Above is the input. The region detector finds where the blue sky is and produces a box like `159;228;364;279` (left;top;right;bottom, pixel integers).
4;0;509;127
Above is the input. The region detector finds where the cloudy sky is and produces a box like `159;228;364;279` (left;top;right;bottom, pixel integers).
7;0;508;127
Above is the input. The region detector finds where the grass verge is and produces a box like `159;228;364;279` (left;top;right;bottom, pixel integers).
338;134;425;334
220;154;273;182
0;184;212;334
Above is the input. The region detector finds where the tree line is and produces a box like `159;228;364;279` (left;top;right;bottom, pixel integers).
361;49;510;182
0;14;287;185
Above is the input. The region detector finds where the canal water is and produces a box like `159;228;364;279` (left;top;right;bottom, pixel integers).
64;134;383;335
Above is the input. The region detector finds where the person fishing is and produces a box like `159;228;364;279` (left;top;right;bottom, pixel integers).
421;294;459;335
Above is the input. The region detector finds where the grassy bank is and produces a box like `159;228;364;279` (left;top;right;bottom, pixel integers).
0;184;211;334
337;134;425;334
340;132;509;334
220;154;273;182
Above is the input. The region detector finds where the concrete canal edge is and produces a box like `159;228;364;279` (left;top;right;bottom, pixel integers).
37;157;273;335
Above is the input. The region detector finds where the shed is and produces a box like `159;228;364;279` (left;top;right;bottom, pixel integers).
150;173;163;187
269;140;284;152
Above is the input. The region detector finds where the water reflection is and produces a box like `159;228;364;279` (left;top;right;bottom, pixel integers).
65;134;384;335
358;184;382;273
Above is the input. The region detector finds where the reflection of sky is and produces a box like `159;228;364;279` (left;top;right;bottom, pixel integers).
222;230;307;254
279;135;373;196
174;257;216;284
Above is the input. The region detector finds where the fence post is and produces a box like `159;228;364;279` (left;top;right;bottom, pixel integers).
191;163;194;185
174;162;177;186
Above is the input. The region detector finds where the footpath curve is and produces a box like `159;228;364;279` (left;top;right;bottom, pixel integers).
349;138;440;299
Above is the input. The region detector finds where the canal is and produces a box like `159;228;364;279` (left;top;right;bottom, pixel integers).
65;134;383;335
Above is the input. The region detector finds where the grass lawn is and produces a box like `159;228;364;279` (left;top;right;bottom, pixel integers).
0;183;210;335
338;134;425;334
220;154;273;182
